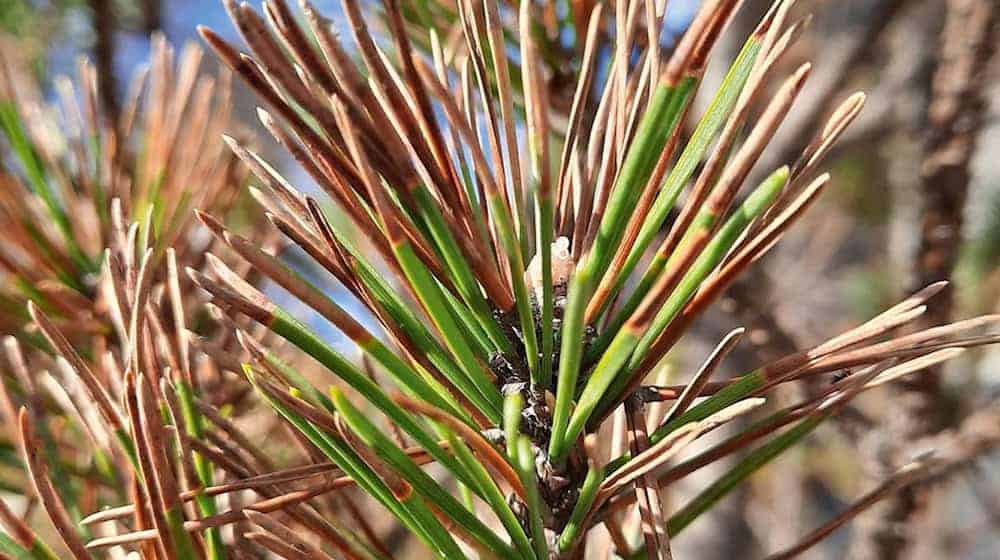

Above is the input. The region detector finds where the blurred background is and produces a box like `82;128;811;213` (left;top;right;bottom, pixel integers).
0;0;997;558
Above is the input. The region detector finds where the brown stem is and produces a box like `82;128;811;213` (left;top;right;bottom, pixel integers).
873;1;998;557
88;0;119;118
141;0;161;33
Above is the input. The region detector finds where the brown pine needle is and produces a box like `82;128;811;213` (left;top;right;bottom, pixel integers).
27;302;124;434
197;210;377;349
335;414;413;502
764;462;927;560
123;372;177;560
556;4;604;230
3;4;996;560
630;173;832;380
455;0;512;222
243;530;314;560
625;399;673;560
598;398;766;500
245;509;338;560
482;0;525;242
394;395;526;499
661;327;745;425
0;496;35;549
19;408;93;560
81;462;342;526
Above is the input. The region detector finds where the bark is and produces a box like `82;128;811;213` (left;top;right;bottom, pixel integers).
866;1;998;557
142;0;162;34
88;0;119;118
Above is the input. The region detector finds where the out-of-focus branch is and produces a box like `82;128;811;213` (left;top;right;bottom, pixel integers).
726;268;798;365
871;0;999;557
766;400;1000;560
88;0;118;118
912;0;998;348
141;0;161;34
728;267;875;433
725;270;809;551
